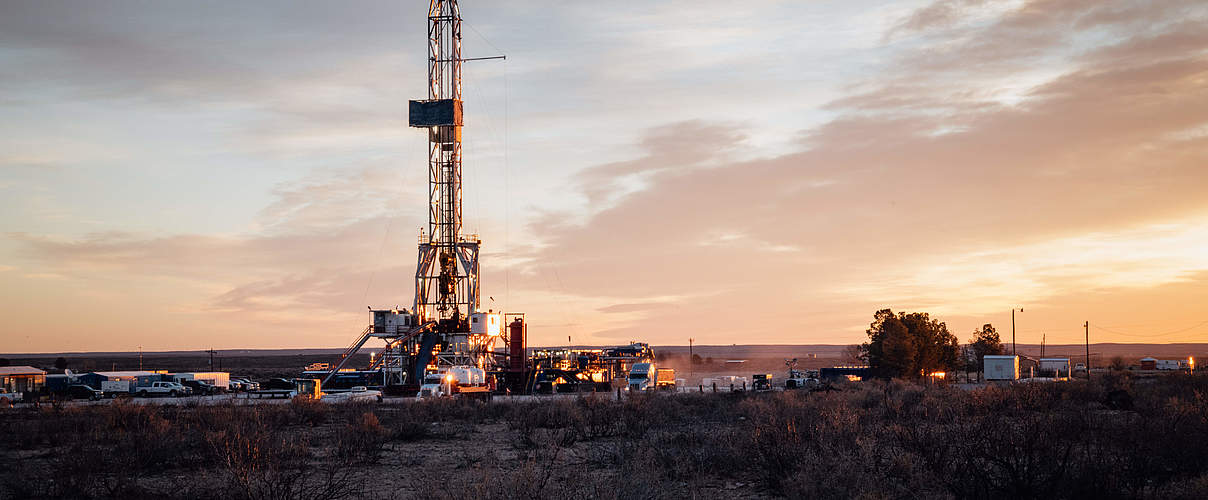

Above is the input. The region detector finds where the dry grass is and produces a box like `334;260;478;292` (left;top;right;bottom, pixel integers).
3;373;1208;499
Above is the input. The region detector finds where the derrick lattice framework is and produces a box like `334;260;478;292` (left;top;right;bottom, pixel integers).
413;0;479;329
326;0;520;390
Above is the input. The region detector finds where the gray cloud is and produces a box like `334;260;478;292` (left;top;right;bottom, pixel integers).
510;2;1208;340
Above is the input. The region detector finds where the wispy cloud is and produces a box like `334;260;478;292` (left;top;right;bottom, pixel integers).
2;0;1206;351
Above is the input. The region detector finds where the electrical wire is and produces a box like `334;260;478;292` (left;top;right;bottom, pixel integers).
1092;318;1208;339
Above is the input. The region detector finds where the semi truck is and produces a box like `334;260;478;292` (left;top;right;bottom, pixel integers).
752;373;773;391
785;369;821;390
628;363;656;391
655;368;676;391
417;366;491;400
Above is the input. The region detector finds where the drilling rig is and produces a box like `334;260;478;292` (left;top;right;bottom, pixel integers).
325;0;526;394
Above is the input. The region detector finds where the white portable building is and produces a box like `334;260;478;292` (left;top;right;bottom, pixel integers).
984;355;1020;381
1038;358;1071;378
172;372;230;388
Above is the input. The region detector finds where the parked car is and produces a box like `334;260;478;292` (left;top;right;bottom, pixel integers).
0;388;21;405
263;378;295;390
231;378;260;392
181;379;219;395
62;384;103;401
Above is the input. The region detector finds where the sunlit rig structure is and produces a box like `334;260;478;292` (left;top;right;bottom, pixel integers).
529;342;655;393
325;0;528;394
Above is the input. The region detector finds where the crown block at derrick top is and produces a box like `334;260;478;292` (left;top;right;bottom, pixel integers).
409;99;463;127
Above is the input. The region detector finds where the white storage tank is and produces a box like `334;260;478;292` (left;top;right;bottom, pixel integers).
447;366;485;385
984;355;1020;381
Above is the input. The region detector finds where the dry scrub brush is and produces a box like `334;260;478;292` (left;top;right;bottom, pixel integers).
4;375;1208;499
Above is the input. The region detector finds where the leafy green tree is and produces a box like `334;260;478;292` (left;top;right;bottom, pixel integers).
967;323;1005;372
861;308;960;378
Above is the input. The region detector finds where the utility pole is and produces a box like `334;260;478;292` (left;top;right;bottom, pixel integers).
1085;321;1090;379
138;346;143;371
689;337;695;384
1041;333;1046;358
1011;308;1023;356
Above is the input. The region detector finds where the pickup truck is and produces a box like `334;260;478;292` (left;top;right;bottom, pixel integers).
181;379;219;395
0;389;21;405
136;381;188;398
62;384;103;401
229;378;260;392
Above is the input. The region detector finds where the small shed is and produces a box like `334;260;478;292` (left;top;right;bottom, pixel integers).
0;366;47;393
984;355;1019;381
1139;357;1157;370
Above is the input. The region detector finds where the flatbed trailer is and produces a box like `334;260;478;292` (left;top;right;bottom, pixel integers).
244;389;295;399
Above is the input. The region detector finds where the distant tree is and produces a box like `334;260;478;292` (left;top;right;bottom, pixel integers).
1110;356;1128;371
691;354;703;365
840;344;865;365
861;309;960;379
705;357;714;365
656;352;668;362
967;323;1005;372
54;357;68;370
0;358;8;367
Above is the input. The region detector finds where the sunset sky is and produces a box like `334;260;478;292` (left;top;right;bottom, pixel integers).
2;0;1207;353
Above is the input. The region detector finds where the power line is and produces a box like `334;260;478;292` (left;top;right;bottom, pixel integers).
1092;318;1208;339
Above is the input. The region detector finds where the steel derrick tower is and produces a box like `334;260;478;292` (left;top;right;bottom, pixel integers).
326;0;524;391
412;0;478;329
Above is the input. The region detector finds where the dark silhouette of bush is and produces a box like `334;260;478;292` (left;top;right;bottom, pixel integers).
5;375;1208;498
